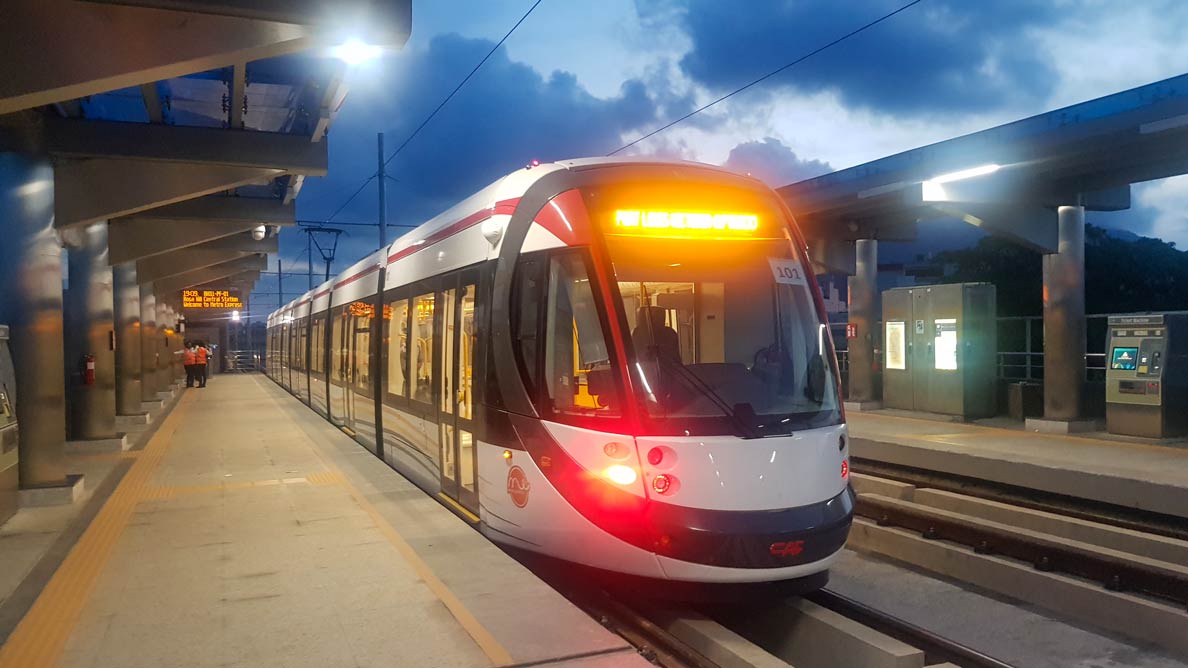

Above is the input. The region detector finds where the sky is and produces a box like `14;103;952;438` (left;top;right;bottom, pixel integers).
254;0;1188;316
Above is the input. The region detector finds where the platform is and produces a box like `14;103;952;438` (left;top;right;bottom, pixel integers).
0;375;647;668
847;410;1188;520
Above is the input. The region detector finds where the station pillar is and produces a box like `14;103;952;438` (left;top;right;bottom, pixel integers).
846;239;881;407
0;153;70;489
63;222;119;441
156;300;173;393
139;286;158;401
1028;205;1094;432
112;263;143;415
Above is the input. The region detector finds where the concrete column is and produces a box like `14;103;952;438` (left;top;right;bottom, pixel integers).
1041;205;1086;421
63;222;118;440
156;300;172;392
139;286;158;400
0;153;68;487
846;239;880;404
112;263;142;414
166;305;182;381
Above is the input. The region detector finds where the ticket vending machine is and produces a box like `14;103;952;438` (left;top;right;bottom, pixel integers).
0;325;18;525
1105;314;1187;438
882;283;997;419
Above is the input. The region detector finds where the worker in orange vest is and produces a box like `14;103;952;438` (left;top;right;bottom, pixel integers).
181;341;198;388
195;341;209;388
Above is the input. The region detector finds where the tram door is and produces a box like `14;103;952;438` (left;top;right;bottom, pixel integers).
342;306;374;446
439;272;479;512
330;309;349;427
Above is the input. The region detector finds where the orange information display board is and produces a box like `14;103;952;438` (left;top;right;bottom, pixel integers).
182;289;243;310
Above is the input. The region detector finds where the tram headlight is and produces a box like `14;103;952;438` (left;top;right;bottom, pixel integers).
604;464;637;486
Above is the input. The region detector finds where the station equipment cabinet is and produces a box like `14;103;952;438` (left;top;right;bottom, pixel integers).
1105;314;1187;438
0;325;18;525
881;283;997;419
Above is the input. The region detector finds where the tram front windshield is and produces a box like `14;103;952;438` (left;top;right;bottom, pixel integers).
591;181;841;437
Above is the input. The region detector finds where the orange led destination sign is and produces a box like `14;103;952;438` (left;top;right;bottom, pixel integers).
183;289;243;310
612;209;762;238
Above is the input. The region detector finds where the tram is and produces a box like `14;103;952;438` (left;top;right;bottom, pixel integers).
267;158;854;587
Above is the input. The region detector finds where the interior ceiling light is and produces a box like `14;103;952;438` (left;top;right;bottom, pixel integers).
331;38;383;65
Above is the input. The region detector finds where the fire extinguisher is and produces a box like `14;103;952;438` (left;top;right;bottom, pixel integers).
83;354;96;385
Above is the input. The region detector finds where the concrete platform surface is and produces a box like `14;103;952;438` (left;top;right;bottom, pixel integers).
0;375;646;668
847;411;1188;520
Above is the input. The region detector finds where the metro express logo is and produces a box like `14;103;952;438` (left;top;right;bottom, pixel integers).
506;466;531;508
769;540;805;558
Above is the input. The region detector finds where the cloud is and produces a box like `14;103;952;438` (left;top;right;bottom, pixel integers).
1133;176;1188;248
648;0;1059;116
720;136;832;186
258;32;671;314
301;33;663;227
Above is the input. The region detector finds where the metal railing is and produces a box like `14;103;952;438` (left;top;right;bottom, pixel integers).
224;349;264;373
995;351;1106;382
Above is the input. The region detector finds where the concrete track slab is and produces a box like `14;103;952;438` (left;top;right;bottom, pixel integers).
847;411;1188;519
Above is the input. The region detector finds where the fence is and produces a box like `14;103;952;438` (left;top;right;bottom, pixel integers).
223;349;264;373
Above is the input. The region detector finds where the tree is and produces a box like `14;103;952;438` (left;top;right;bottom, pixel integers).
935;225;1188;317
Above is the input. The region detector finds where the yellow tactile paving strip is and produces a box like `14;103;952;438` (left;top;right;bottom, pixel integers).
0;393;194;668
0;381;515;668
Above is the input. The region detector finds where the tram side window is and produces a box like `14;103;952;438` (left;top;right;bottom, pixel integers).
385;297;410;400
512;257;544;393
543;254;618;417
410;293;436;405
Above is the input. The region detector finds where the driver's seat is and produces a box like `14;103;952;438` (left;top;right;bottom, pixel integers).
632;306;681;363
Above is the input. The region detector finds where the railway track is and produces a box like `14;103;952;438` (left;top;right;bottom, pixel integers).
847;469;1188;657
549;574;1020;668
851;458;1188;543
806;589;1016;668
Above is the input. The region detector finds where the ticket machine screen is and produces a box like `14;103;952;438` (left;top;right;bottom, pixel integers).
1111;347;1139;371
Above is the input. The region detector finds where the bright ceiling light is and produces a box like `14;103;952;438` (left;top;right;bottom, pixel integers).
331;38;383;65
928;163;1001;184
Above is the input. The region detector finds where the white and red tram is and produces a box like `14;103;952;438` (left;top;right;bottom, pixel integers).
267;159;854;588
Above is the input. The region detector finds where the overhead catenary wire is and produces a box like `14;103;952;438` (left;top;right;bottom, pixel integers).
295;0;543;265
321;172;377;224
381;0;544;168
608;0;926;155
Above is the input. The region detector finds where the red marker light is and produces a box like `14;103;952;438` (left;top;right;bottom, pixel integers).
647;447;663;466
841;460;849;479
652;474;672;494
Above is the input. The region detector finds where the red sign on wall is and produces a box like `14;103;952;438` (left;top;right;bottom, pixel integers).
846;323;858;340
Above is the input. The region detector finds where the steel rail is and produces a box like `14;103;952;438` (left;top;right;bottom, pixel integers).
855;495;1188;609
852;458;1188;543
583;594;721;668
807;589;1019;668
